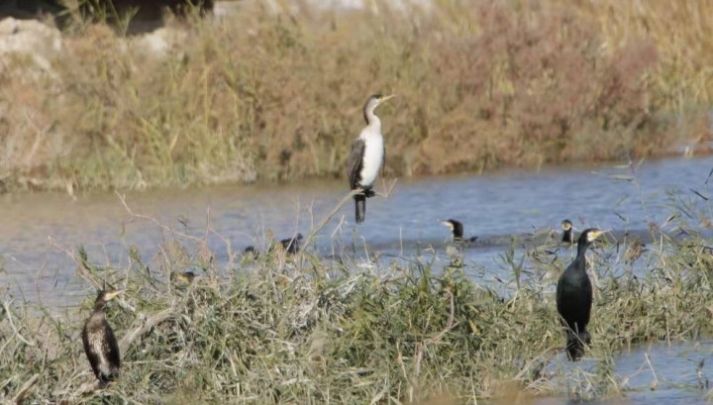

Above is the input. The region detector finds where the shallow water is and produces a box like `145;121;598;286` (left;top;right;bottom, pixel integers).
1;156;712;403
1;156;711;308
531;341;713;405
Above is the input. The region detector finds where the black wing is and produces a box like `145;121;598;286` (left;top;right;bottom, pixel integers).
103;322;121;373
346;139;365;190
82;324;102;379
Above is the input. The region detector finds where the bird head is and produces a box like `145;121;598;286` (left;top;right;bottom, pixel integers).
172;271;196;285
561;219;573;231
94;288;122;310
441;219;464;239
578;228;605;245
364;94;395;120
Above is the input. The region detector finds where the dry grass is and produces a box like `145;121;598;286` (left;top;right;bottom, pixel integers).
0;0;711;193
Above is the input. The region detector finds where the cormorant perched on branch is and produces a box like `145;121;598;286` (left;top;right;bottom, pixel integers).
561;219;574;244
82;288;122;385
346;94;395;223
556;228;603;361
441;219;478;243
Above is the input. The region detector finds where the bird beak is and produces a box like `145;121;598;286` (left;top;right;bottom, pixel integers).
590;230;605;240
104;290;123;301
381;94;396;103
440;221;453;229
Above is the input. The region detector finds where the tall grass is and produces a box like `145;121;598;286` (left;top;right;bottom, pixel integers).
2;194;713;402
0;0;711;192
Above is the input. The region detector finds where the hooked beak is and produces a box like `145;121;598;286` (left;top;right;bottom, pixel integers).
104;290;123;301
589;229;606;241
380;94;396;103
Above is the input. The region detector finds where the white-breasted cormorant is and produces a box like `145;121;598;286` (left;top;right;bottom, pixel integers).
561;219;574;244
346;94;394;223
556;228;603;361
441;219;478;243
82;289;122;385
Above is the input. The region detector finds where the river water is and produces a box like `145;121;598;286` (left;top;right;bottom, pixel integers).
1;156;712;403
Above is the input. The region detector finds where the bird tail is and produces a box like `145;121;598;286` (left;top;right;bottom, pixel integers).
354;194;366;223
566;329;590;361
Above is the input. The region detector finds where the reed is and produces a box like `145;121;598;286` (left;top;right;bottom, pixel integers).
2;192;713;402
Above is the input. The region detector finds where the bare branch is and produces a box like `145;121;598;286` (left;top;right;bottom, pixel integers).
301;189;362;251
119;308;175;354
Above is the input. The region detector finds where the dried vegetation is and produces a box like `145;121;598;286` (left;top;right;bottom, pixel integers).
0;1;711;192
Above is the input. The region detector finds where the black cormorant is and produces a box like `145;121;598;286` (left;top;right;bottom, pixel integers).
243;245;258;257
171;271;196;286
556;228;603;361
561;219;574;244
280;233;303;254
82;289;122;385
346;94;395;223
441;219;478;243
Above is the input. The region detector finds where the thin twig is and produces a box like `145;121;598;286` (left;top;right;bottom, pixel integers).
115;191;203;243
301;178;398;252
301;189;362;251
11;373;39;404
2;301;36;347
645;352;659;390
424;289;457;345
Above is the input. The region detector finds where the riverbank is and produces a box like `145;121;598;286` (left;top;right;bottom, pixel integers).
2;216;713;402
0;0;712;193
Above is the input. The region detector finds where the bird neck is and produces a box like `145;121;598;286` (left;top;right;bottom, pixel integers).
576;241;589;262
364;107;381;129
93;301;107;312
453;225;464;239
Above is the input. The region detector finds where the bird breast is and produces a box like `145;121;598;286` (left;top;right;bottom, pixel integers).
359;133;383;187
88;328;112;374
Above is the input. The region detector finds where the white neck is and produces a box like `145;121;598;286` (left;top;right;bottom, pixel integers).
365;109;381;132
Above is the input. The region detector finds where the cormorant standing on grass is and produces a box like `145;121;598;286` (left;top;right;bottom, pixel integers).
561;219;574;244
346;94;395;223
171;271;196;287
441;219;478;243
82;288;122;385
556;228;603;361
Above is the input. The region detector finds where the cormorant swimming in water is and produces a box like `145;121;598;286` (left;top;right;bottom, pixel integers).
280;233;303;254
556;228;603;361
561;219;575;244
82;288;122;385
441;219;478;243
243;233;303;257
346;94;395;223
243;245;258;257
